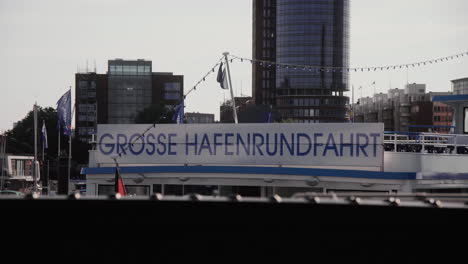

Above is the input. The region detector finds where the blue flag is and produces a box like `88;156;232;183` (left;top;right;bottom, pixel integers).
217;63;228;90
172;102;184;124
265;112;272;123
42;120;48;149
56;90;72;136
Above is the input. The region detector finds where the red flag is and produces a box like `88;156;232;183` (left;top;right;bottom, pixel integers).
114;167;127;196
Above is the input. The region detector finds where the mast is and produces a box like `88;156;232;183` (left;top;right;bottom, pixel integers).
223;52;238;124
33;103;38;193
351;85;355;123
68;86;75;194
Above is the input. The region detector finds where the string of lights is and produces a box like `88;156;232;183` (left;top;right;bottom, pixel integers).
229;51;468;72
107;50;468;162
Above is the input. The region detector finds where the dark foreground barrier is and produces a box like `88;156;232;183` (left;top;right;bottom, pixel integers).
1;193;468;261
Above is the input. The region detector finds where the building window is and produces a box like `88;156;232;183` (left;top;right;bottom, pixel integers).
164;93;180;100
464;107;468;134
137;65;151;74
164;82;181;92
79;81;88;89
10;159;32;176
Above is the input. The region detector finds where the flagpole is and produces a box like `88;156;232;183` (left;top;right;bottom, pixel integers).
113;158;120;194
56;88;71;195
42;120;48;194
0;133;5;191
2;135;5;191
112;157;127;196
68;122;71;194
351;85;355;123
46;160;50;195
42;121;45;163
42;122;45;194
57;123;60;195
68;87;75;194
33;104;38;194
223;52;238;124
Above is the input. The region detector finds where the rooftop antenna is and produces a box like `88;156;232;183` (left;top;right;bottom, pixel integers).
94;59;97;73
86;60;89;73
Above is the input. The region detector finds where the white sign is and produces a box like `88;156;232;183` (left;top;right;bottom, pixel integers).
95;123;384;167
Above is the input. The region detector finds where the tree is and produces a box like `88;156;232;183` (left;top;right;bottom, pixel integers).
5;106;59;159
134;104;176;124
5;106;90;185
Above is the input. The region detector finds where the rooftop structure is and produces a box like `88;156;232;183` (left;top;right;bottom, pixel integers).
353;84;454;133
75;59;183;143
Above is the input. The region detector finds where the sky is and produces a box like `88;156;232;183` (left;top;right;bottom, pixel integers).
1;0;468;131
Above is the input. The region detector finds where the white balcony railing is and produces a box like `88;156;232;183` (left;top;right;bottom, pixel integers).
384;132;468;154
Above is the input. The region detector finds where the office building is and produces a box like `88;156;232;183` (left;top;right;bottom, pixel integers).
433;77;468;134
220;96;253;123
452;77;468;95
0;153;35;191
75;59;183;143
107;59;153;124
252;0;277;106
76;73;108;141
353;84;454;133
253;0;350;122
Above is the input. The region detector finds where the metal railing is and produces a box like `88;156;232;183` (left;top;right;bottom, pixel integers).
384;132;468;154
2;192;468;209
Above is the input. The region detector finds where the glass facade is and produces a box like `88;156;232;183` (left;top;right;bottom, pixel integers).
163;82;182;100
452;78;468;95
275;0;349;122
108;60;152;124
253;0;277;106
75;60;184;142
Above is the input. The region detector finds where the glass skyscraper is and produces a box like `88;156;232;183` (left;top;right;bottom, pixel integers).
253;0;350;123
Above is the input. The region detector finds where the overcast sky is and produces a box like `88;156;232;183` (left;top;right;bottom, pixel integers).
1;0;468;131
